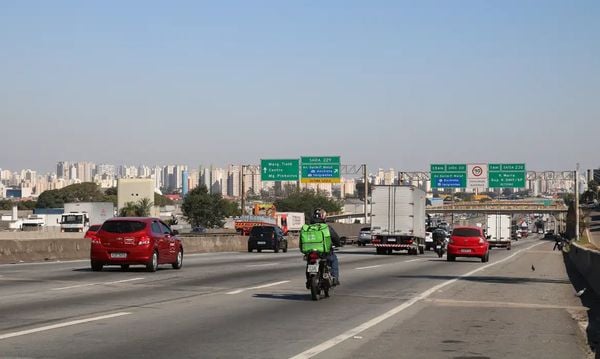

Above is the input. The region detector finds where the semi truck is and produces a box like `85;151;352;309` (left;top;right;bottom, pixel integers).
60;202;115;232
370;185;427;255
486;214;512;249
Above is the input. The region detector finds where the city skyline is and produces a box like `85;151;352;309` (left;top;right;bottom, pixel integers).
1;1;599;172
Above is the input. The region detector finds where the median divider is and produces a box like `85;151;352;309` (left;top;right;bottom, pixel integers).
0;235;300;264
568;242;600;296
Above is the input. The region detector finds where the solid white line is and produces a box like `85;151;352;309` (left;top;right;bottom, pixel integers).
226;280;290;295
52;277;144;291
0;312;131;340
405;258;424;263
246;263;279;268
355;265;381;270
288;241;544;359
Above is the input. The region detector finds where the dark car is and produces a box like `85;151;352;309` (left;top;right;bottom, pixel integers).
248;225;288;253
90;217;184;272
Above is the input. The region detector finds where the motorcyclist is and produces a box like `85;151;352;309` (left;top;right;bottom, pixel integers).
311;208;341;286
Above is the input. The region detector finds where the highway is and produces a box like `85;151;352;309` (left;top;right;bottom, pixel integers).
0;235;590;358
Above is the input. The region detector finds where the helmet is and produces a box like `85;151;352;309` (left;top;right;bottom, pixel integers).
313;208;327;221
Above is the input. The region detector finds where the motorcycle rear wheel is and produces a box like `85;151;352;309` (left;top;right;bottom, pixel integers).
310;277;320;301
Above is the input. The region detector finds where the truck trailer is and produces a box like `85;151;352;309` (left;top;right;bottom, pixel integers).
370;185;426;255
486;214;512;249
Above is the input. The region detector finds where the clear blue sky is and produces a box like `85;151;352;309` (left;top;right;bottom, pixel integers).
1;0;598;173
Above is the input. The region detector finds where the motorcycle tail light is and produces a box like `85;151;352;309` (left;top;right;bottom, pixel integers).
308;251;319;264
138;236;151;245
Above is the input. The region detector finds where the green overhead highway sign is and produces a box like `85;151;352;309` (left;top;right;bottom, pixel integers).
430;164;467;188
260;159;299;181
301;156;341;183
488;163;526;188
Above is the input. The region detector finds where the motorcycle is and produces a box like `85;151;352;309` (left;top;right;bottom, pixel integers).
305;250;334;301
435;238;448;258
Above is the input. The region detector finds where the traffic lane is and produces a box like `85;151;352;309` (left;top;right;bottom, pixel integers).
315;240;588;359
0;241;535;358
0;247;445;333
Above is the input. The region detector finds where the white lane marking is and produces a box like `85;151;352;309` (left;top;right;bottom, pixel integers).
288;241;544;359
405;258;424;263
246;263;280;268
0;312;131;340
355;265;381;270
226;280;290;295
52;277;144;291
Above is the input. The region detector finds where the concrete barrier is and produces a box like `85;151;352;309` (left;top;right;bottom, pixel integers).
569;242;600;296
0;235;300;264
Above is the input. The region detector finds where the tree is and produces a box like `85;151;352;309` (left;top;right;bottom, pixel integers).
589;180;599;193
274;188;343;222
37;183;109;208
181;185;230;228
119;198;153;217
355;181;372;202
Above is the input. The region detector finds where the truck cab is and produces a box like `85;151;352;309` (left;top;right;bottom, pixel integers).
60;212;90;232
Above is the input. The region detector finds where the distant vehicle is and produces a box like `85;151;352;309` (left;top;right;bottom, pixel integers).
447;226;490;262
84;224;102;240
90;217;183;272
425;231;434;250
357;227;372;246
191;226;207;233
370;186;426;255
61;202;114;232
248;225;288;253
276;212;305;235
60;212;90;233
486;214;512;249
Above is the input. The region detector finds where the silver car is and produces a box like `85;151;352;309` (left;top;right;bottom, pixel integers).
357;227;371;246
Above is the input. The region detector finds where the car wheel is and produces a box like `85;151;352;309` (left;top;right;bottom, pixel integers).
283;243;288;253
91;261;103;272
507;246;511;250
387;248;393;255
482;252;489;263
274;245;280;253
146;251;158;272
257;249;262;253
121;264;130;271
376;248;384;255
172;248;183;269
447;255;456;262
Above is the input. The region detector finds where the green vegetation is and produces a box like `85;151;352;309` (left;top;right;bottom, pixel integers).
181;185;239;228
119;198;153;217
36;183;109;208
0;199;37;210
274;188;343;222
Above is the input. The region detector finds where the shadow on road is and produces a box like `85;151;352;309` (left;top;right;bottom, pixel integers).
563;251;600;357
253;293;310;301
393;274;571;285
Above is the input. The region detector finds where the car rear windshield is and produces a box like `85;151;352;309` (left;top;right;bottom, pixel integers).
88;225;101;232
250;226;274;235
101;221;146;233
452;228;481;237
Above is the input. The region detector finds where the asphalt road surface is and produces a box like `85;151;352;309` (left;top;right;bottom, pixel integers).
0;235;591;358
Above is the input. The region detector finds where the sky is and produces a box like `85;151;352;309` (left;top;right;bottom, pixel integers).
1;0;599;174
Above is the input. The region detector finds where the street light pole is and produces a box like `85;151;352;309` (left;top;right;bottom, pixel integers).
240;165;245;216
575;163;580;241
363;164;368;225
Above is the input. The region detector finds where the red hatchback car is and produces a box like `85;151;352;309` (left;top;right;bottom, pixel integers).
89;217;183;272
447;226;489;262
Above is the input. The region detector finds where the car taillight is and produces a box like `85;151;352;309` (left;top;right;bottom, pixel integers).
138;236;151;245
90;235;101;245
308;251;319;264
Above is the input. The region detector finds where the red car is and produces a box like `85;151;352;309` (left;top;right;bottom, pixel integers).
447;226;489;262
84;224;102;240
89;217;183;272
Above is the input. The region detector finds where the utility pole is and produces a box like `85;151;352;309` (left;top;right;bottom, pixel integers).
363;164;368;225
575;163;580;241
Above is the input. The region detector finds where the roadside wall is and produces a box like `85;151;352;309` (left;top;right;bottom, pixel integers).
0;235;300;264
569;242;600;296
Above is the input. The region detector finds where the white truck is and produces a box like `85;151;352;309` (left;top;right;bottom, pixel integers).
370;185;426;255
276;212;305;234
486;214;512;249
60;202;115;232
